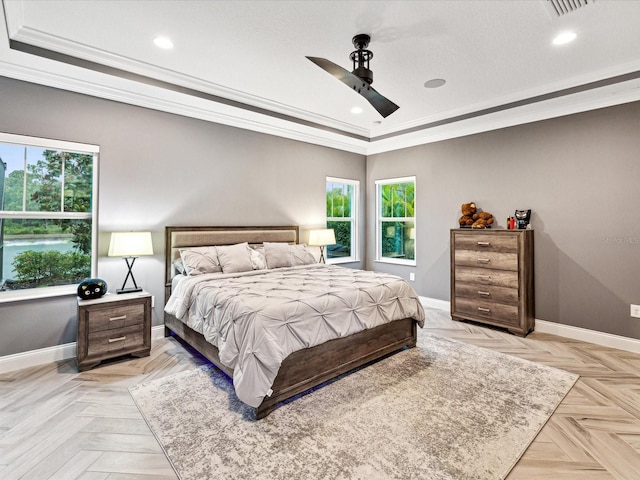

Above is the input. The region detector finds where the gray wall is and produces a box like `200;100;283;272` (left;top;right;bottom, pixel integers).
2;73;639;358
367;101;640;339
0;76;365;356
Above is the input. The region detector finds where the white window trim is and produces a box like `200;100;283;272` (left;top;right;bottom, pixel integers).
326;176;359;264
0;132;99;302
375;176;416;266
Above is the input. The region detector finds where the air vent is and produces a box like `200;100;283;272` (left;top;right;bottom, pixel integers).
545;0;595;17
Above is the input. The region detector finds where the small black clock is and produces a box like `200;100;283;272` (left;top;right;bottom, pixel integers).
77;278;108;299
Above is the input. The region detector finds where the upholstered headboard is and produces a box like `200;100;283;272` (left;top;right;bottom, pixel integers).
164;225;299;300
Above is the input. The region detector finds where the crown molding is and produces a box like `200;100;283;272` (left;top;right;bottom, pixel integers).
10;24;372;139
2;8;640;157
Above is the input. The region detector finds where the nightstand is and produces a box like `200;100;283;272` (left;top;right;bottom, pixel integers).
77;291;152;371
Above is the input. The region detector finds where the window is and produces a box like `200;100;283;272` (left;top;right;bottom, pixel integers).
0;132;98;299
326;177;358;262
376;176;416;265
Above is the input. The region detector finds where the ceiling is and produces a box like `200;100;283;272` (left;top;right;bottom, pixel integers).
2;0;640;154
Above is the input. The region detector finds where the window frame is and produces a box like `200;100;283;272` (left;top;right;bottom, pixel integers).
325;176;359;264
0;132;99;303
375;176;416;266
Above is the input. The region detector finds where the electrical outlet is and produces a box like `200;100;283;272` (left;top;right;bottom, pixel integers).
631;304;640;318
409;272;415;281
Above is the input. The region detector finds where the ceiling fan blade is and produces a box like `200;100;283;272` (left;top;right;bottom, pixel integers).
306;56;399;118
358;85;399;118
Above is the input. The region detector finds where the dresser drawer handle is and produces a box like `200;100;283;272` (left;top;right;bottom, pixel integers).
477;275;490;280
477;307;491;313
477;258;490;264
109;315;127;322
477;291;491;296
477;241;490;246
108;336;126;343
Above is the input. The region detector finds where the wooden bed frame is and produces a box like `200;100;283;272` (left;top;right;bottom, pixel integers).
163;225;418;419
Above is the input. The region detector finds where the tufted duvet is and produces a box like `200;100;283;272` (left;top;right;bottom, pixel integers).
165;264;425;407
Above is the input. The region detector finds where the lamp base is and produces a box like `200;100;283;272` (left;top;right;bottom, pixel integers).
116;287;142;295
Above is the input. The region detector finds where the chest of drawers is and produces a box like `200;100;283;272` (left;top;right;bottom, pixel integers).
77;291;152;371
450;229;534;336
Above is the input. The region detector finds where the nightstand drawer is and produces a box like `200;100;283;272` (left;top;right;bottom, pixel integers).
454;233;518;253
454;266;519;288
86;304;145;333
87;324;145;356
455;282;519;305
454;298;520;326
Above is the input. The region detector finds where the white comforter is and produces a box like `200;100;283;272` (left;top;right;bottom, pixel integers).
165;264;425;407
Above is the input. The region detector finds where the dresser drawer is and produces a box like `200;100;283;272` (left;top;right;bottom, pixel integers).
86;304;145;333
454;298;520;326
454;266;519;288
454;250;518;271
454;233;518;253
455;282;519;305
87;324;145;357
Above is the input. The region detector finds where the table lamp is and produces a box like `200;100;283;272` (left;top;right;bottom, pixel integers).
308;228;336;264
108;231;154;294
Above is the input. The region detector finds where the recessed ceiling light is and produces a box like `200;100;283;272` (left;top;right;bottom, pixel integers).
552;31;576;45
154;36;174;49
350;106;363;114
424;78;446;89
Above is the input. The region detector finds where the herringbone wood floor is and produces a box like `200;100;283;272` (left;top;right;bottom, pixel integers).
1;308;639;479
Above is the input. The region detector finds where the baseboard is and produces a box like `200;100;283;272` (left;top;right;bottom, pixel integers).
534;319;640;354
3;308;640;374
420;296;451;311
420;296;640;354
0;325;167;375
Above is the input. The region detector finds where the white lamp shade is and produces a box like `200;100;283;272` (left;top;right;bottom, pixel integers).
108;231;154;257
308;228;336;246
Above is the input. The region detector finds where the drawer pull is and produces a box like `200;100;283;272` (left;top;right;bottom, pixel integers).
477;241;490;246
477;275;490;280
477;307;491;313
108;336;126;343
109;315;127;322
477;291;491;296
477;258;490;264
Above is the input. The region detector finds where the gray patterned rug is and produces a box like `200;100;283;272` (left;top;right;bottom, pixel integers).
130;332;578;480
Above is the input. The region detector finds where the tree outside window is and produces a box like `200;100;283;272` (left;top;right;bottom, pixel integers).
376;177;416;265
326;177;358;262
0;134;97;294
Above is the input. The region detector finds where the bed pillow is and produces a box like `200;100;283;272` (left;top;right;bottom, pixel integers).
217;242;254;273
289;244;317;266
179;246;221;276
250;247;267;270
172;258;186;275
263;242;292;269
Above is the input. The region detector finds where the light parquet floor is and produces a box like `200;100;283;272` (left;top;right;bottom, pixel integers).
1;308;639;479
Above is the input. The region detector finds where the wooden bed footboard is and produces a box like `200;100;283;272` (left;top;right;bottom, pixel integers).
164;312;417;419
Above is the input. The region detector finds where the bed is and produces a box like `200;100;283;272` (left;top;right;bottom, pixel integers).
163;225;425;419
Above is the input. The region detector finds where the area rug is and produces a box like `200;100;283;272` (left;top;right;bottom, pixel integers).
129;332;578;480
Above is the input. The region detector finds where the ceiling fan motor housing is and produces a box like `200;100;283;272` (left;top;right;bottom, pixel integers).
350;34;374;85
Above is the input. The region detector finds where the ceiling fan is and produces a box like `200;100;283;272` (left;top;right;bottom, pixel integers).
307;34;399;118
